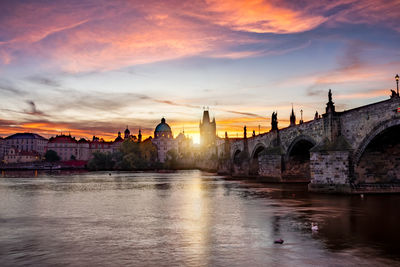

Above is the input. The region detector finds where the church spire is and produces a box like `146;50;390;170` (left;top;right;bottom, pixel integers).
138;129;142;143
290;104;296;126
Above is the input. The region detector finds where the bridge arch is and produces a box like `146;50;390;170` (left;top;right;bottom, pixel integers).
354;118;400;164
285;135;316;161
354;118;400;183
250;143;267;159
232;149;242;165
249;143;267;175
283;135;316;180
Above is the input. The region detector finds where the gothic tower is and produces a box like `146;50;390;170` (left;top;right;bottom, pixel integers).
199;109;216;148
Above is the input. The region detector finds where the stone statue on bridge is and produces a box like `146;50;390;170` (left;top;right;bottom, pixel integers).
326;89;336;113
271;112;278;131
314;111;319;120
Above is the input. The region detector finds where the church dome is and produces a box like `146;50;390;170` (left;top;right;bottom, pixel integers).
124;127;130;139
154;118;172;138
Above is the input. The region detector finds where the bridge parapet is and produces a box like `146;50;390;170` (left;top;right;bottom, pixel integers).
340;98;400;153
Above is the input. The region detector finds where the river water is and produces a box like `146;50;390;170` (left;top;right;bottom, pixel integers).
0;170;399;266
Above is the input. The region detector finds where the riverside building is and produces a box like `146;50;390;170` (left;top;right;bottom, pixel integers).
4;133;48;156
152;118;177;163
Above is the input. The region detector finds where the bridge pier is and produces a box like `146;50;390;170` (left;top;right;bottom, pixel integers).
257;147;284;182
308;138;353;193
232;161;249;177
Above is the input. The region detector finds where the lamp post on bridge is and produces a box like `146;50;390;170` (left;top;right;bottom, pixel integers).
300;109;304;124
396;74;399;96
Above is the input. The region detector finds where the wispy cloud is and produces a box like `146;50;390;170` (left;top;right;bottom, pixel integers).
303;39;398;98
25;75;60;87
0;80;25;95
336;88;389;99
25;100;47;116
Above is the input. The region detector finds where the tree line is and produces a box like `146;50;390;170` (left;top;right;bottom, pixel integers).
45;139;182;170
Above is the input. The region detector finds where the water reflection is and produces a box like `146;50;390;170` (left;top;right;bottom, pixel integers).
0;170;399;266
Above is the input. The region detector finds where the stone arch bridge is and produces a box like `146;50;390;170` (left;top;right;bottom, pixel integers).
218;94;400;193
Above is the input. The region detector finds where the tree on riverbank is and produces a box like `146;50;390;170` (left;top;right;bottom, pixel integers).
44;150;60;162
87;139;161;171
164;149;178;169
87;151;115;171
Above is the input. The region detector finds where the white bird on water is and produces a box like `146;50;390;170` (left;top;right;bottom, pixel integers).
311;222;319;232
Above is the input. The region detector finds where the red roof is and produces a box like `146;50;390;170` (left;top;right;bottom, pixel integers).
48;135;77;144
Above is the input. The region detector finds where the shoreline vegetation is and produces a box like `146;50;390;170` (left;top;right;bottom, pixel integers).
87;139;198;171
1;139;215;172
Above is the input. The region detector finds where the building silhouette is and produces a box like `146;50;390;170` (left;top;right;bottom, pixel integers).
199;109;216;148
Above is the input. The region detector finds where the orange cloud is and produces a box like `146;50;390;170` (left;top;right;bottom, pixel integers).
205;0;327;33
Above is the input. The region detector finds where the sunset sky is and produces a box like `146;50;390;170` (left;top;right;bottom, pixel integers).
0;0;399;143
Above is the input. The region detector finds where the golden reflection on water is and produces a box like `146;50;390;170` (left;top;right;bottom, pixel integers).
180;175;210;265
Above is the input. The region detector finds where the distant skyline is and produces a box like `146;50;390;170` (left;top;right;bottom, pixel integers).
1;0;399;143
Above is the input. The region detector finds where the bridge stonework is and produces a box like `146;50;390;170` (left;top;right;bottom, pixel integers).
218;96;400;194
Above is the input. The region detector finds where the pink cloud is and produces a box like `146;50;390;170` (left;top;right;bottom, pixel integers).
0;0;328;72
336;89;388;99
0;0;399;73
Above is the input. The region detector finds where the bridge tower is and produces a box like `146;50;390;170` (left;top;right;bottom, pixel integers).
200;109;216;148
